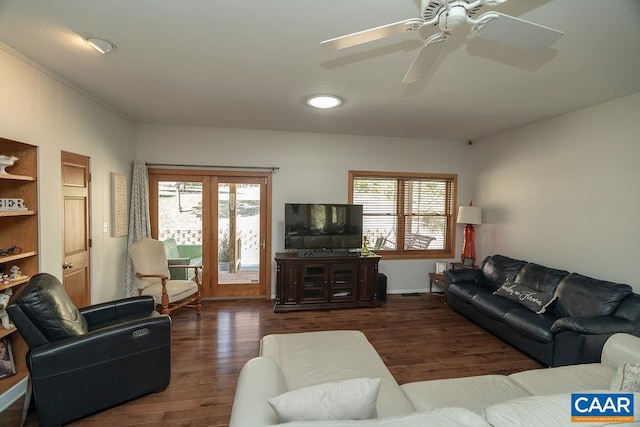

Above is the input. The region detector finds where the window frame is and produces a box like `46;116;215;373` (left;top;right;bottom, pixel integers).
348;170;457;260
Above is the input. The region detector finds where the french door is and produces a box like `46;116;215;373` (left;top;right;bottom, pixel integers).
148;169;271;298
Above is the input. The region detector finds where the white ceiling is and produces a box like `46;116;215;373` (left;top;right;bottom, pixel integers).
0;0;639;141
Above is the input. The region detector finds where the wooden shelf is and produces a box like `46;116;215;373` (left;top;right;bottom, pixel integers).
0;276;30;292
0;326;17;340
0;210;36;217
0;372;27;391
0;174;35;182
0;251;37;264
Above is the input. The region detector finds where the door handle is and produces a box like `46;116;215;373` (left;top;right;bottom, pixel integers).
62;261;74;269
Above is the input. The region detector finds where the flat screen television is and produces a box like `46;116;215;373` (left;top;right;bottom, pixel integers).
284;203;363;251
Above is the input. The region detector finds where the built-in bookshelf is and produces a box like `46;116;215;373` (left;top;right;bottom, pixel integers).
0;137;38;407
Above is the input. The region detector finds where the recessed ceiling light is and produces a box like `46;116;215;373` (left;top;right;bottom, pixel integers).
85;37;116;54
306;95;343;109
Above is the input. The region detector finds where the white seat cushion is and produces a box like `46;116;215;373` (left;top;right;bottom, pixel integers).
260;331;416;418
141;280;198;303
509;363;616;395
401;375;530;414
269;407;491;427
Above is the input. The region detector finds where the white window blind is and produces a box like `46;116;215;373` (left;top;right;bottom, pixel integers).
350;171;456;258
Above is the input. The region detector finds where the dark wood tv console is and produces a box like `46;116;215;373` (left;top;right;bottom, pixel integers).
274;252;381;312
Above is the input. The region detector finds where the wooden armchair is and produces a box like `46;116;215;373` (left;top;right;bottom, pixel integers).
129;238;202;315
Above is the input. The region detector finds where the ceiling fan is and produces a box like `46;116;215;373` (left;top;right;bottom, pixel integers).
321;0;563;83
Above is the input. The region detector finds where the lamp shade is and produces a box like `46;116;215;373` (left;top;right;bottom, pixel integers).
457;206;482;225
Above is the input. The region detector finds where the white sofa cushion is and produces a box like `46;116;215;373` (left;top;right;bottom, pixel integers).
270;407;491;427
260;331;416;418
509;363;616;395
268;377;381;422
401;374;530;414
484;391;640;427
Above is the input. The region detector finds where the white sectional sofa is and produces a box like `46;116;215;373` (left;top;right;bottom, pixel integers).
229;331;640;426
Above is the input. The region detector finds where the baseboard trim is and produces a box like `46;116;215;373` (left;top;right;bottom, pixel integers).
388;288;429;294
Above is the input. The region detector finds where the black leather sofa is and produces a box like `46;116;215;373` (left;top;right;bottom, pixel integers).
7;273;172;426
445;255;640;367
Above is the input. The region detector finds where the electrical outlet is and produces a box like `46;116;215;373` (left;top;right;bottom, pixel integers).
103;223;108;233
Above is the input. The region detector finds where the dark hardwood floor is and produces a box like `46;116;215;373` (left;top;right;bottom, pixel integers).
8;294;543;426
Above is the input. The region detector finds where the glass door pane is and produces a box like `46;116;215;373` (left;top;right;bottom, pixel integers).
217;182;260;285
157;181;203;280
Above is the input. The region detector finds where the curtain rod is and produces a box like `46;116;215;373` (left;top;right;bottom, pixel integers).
146;163;279;172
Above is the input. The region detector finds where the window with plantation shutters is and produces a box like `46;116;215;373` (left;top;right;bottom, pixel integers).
349;171;457;259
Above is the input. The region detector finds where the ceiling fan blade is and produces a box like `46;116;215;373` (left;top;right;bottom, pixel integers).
321;19;423;51
402;33;447;83
472;12;563;51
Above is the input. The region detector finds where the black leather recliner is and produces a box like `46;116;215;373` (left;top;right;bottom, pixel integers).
7;273;172;427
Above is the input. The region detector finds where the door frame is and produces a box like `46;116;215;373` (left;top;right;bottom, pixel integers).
148;168;272;299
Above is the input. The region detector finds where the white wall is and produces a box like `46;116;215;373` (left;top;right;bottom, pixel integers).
0;45;137;303
5;35;637;300
137;125;479;295
474;93;640;292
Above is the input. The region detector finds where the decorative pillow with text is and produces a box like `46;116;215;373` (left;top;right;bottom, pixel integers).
494;282;556;314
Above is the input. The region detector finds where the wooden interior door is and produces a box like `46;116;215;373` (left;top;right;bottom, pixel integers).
61;151;91;307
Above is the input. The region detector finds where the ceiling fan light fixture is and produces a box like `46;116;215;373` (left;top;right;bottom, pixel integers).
85;37;116;54
440;5;469;31
306;95;343;109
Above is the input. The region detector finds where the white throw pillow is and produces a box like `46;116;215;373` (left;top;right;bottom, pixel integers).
271;407;490;426
268;377;381;422
610;362;640;392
